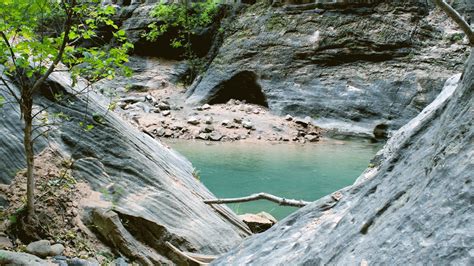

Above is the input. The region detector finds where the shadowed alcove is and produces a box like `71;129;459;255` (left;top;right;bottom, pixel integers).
207;71;268;107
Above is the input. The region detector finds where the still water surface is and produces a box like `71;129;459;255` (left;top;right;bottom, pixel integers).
167;139;381;220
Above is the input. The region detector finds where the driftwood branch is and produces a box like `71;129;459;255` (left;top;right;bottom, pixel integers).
165;242;217;265
433;0;474;46
204;193;310;207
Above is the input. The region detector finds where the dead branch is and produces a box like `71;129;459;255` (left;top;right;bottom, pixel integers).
433;0;474;46
204;193;310;207
165;242;217;265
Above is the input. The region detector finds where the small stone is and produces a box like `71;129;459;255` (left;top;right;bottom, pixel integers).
162;110;171;116
0;236;13;249
67;258;100;266
242;120;254;130
50;244;65;256
200;125;214;133
114;257;128;266
197;133;209;140
285;114;293;121
253;109;260;114
233;118;242;124
294;116;312;127
209;132;223;141
305;134;319;142
26;240;51;258
187;117;200;125
157;101;171;111
202;104;211;110
221;119;230;126
227;99;236;105
145;94;156;103
53;255;67;261
239;213;276;233
204;116;213;125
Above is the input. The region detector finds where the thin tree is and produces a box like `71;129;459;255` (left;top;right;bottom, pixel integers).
0;0;132;221
433;0;474;46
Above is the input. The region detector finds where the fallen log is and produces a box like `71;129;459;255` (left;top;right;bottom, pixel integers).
204;193;310;207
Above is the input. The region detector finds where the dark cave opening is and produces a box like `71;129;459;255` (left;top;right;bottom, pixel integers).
207;71;268;107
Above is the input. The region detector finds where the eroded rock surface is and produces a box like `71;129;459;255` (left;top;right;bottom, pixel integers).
187;1;470;137
212;52;473;265
0;71;250;264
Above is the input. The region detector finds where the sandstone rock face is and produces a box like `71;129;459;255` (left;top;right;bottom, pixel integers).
213;52;473;265
0;71;250;263
187;2;469;137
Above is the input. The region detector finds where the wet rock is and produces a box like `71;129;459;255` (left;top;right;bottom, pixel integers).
187;117;200;125
26;240;52;258
285;114;293;121
162;110;171;116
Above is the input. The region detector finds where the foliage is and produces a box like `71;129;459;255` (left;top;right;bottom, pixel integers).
0;0;133;219
0;0;133;84
145;0;220;83
145;0;219;48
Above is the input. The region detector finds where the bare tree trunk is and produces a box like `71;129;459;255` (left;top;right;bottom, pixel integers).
433;0;474;46
21;96;35;220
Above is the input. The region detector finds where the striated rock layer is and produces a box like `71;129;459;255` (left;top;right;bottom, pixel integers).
213;51;473;265
0;71;250;264
187;1;470;137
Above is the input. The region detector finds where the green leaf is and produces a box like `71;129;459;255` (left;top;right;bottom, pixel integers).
0;95;5;108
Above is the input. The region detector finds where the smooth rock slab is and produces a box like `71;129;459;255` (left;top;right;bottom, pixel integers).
213;53;473;265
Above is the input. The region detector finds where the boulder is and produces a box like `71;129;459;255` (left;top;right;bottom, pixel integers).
26;240;52;258
212;54;473;264
0;250;48;266
239;212;277;233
